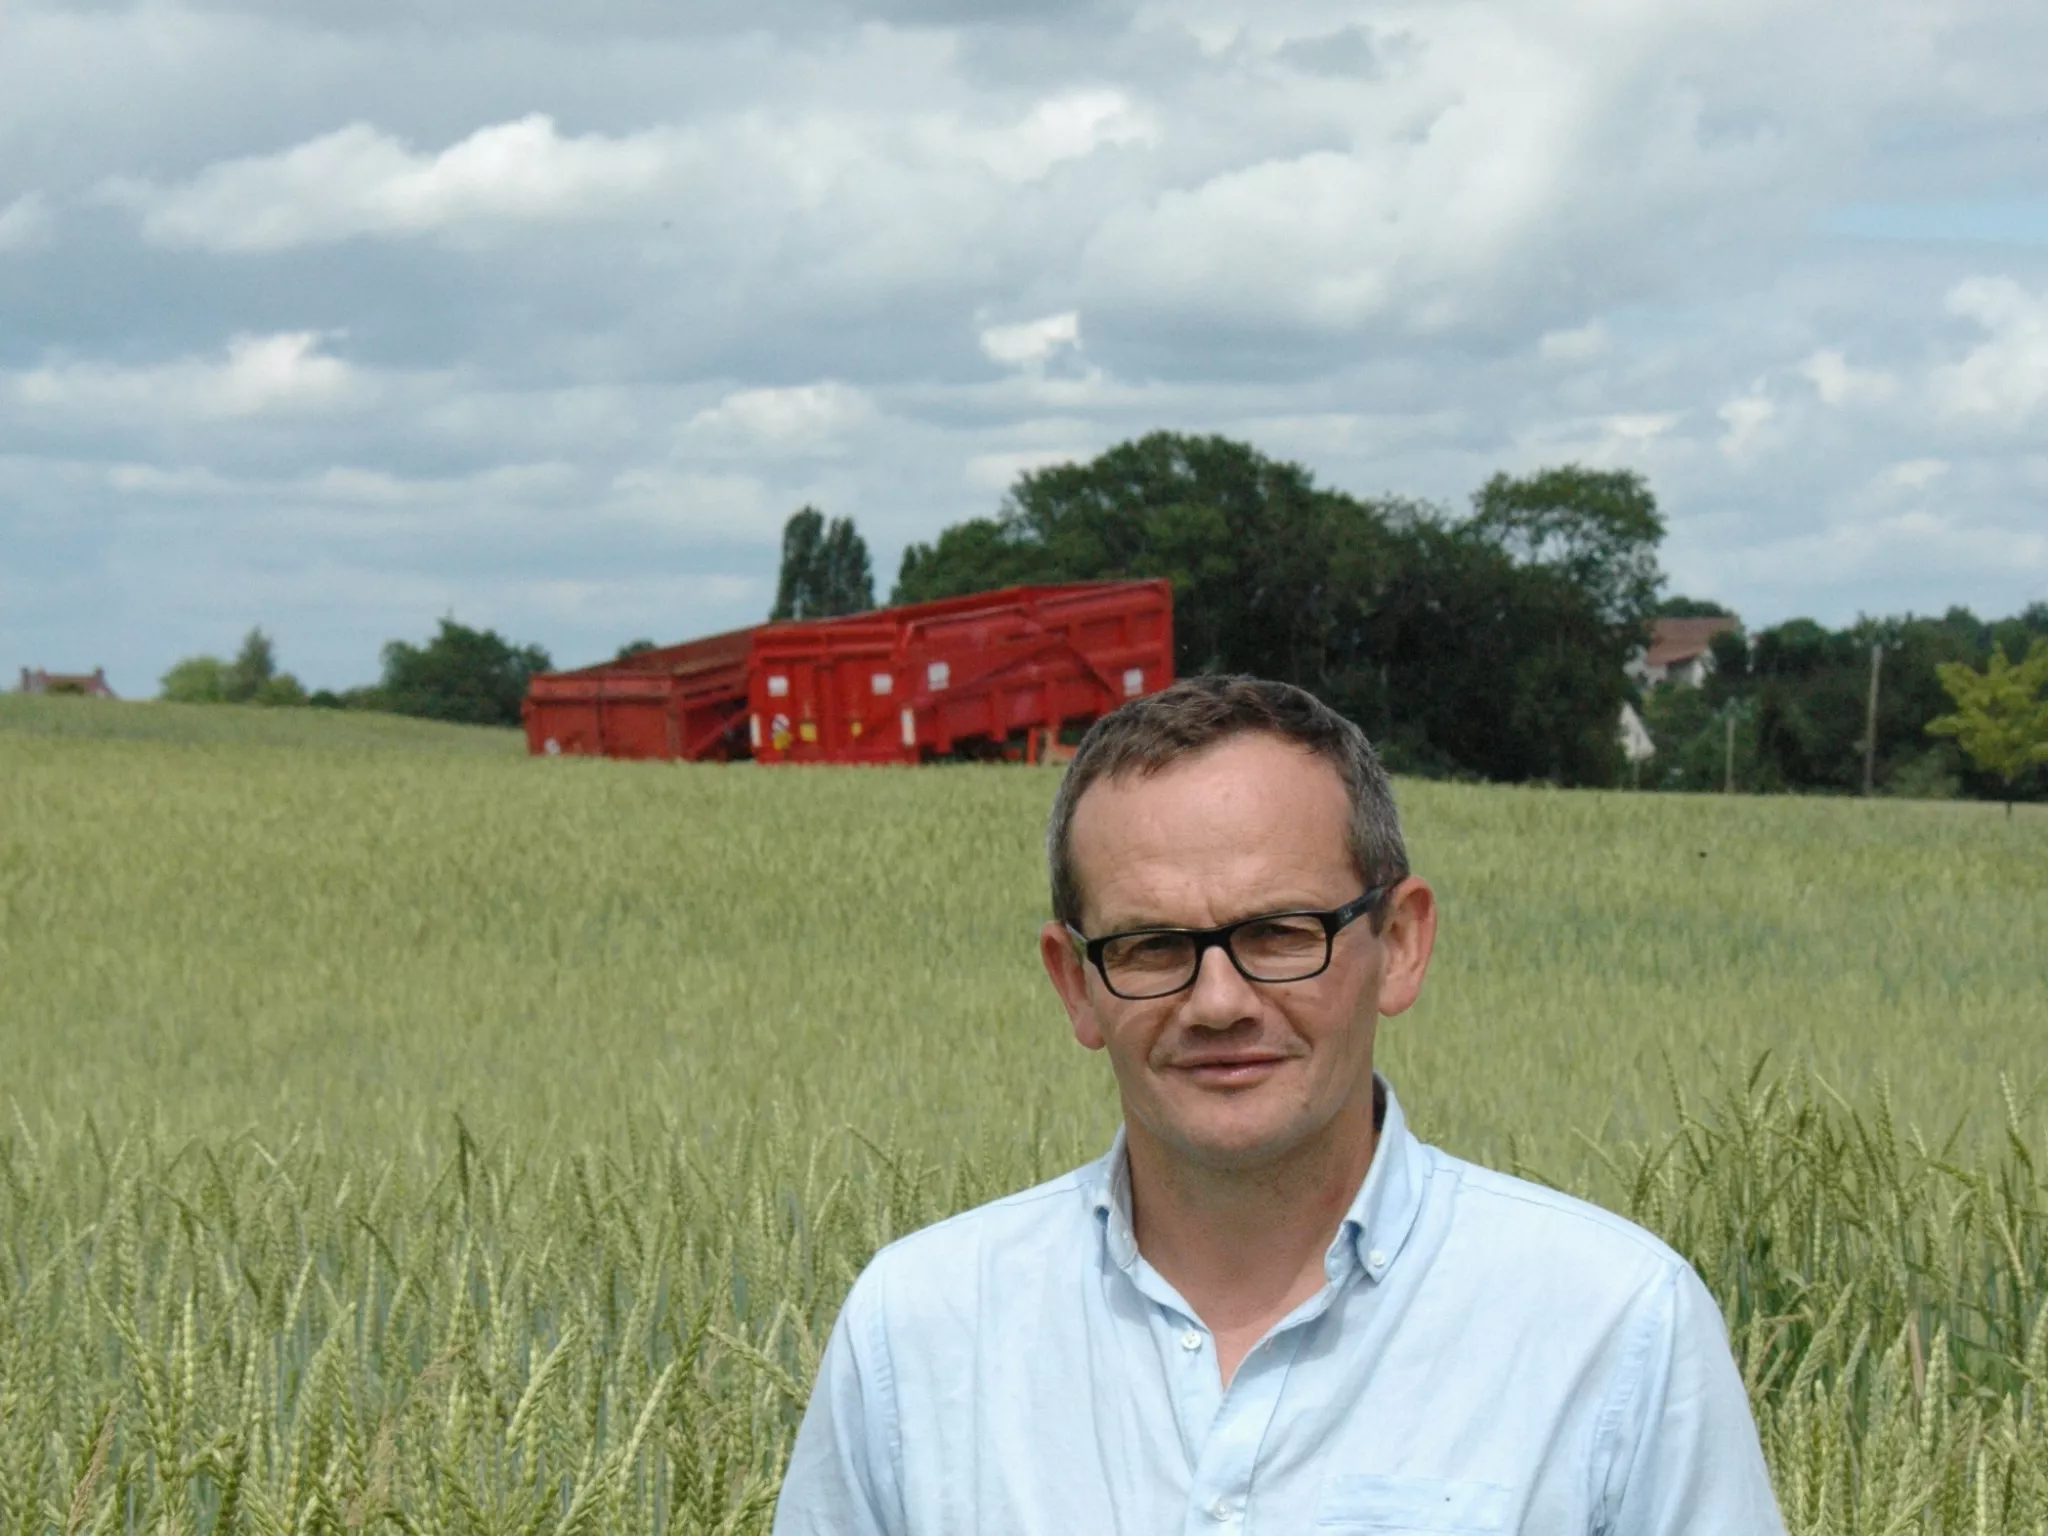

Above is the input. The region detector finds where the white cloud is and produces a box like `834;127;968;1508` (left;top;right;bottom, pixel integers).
970;90;1156;183
307;462;576;506
1078;4;1795;338
1721;507;2048;589
1509;410;1686;473
508;572;760;622
1604;413;1683;444
0;192;55;251
1931;277;2048;426
107;463;234;496
1879;458;1947;491
604;467;785;536
1799;348;1897;407
95;88;1157;260
14;0;2048;695
104;459;577;508
103;115;679;253
979;311;1082;367
15;332;361;419
1717;387;1775;460
1539;320;1609;363
682;383;873;453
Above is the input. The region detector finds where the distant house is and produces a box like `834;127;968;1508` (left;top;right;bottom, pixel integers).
1618;702;1656;766
1629;617;1740;690
17;667;118;699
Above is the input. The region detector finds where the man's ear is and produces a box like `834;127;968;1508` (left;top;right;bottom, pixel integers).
1040;922;1107;1051
1373;877;1437;1019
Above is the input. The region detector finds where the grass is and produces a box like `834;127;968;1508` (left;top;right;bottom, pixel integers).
2;696;2045;1533
0;694;523;755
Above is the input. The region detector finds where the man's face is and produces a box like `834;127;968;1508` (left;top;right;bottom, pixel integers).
1040;733;1435;1175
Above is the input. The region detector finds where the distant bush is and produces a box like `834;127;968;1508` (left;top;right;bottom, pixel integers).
160;627;307;706
379;619;550;729
307;686;391;712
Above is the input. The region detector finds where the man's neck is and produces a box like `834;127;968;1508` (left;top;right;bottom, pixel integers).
1124;1086;1383;1353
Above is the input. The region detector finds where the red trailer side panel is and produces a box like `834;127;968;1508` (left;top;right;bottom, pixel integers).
523;626;756;761
748;579;1174;764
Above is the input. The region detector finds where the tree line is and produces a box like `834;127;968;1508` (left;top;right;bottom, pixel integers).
885;434;1666;786
152;429;2046;802
1642;604;2048;806
162;620;550;730
790;430;2046;802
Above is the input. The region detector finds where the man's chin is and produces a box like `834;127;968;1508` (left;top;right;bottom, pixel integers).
1152;1106;1314;1174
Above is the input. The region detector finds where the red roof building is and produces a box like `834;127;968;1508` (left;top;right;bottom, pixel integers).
18;667;118;699
1630;617;1741;689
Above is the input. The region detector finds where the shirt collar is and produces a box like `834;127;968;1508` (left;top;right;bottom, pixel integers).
1086;1074;1428;1286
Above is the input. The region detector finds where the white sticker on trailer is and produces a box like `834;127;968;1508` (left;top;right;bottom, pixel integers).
927;660;950;690
871;672;893;695
766;674;790;697
1123;667;1145;697
901;708;916;747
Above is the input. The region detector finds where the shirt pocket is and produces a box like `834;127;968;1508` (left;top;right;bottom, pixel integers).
1313;1475;1513;1532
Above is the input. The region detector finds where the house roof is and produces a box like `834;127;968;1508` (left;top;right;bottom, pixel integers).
18;667;118;698
1644;616;1739;668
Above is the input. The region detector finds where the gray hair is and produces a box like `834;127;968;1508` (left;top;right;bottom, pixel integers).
1047;675;1409;929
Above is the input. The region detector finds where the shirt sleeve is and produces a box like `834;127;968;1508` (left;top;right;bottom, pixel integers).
772;1263;906;1536
1596;1263;1786;1536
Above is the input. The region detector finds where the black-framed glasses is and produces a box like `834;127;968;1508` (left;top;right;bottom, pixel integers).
1067;884;1396;1001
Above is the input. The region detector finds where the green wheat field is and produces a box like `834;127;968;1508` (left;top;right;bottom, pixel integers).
3;693;2045;1534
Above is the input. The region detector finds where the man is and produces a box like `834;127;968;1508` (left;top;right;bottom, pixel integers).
775;676;1784;1534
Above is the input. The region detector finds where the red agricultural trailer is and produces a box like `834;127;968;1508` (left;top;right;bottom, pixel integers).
522;579;1174;766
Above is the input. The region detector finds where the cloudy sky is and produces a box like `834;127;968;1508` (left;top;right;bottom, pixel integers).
4;0;2045;693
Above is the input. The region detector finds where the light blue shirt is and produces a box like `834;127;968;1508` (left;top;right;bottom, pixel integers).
775;1079;1783;1535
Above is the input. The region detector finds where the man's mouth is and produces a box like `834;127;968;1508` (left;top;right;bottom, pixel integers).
1169;1054;1290;1086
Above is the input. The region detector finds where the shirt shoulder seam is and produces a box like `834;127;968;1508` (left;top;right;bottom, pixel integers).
859;1167;1097;1277
1432;1153;1690;1270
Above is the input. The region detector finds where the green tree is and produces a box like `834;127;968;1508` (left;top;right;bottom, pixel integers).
894;517;1052;605
160;655;229;704
1468;466;1667;632
1656;595;1735;619
1926;639;2048;815
614;639;659;661
819;517;874;616
889;432;1638;787
1736;608;2026;801
380;619;552;728
160;628;305;706
771;507;873;620
1338;518;1630;786
893;432;1370;681
222;627;277;702
222;627;308;706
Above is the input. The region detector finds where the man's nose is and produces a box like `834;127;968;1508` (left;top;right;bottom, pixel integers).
1180;941;1261;1028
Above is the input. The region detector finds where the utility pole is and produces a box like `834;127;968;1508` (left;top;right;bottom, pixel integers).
1862;641;1883;796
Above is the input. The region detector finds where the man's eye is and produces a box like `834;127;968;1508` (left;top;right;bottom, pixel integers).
1127;934;1187;959
1242;918;1321;943
1235;919;1328;962
1106;933;1190;968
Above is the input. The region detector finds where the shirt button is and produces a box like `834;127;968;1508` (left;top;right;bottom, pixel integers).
1209;1499;1234;1521
1368;1248;1388;1269
1180;1329;1203;1351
